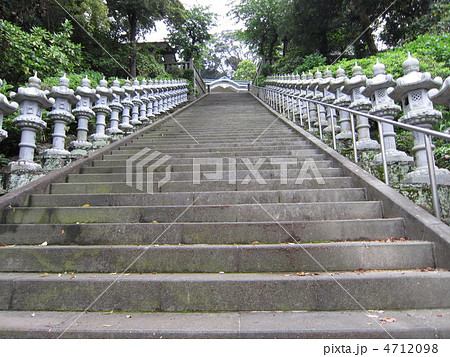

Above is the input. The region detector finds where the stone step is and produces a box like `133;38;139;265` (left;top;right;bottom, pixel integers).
66;168;343;184
0;219;406;246
48;177;353;194
0;271;448;312
1;309;448;338
113;143;313;153
3;202;383;224
126;138;309;146
101;150;323;161
0;242;434;273
28;188;367;207
88;159;334;171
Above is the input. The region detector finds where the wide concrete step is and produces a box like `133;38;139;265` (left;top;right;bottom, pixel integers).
113;144;313;154
1;309;448;338
0;242;434;273
121;142;311;151
88;159;334;171
0;219;406;245
101;150;323;161
67;168;343;184
48;177;353;194
0;271;448;312
125;138;310;146
3;202;383;224
28;188;367;207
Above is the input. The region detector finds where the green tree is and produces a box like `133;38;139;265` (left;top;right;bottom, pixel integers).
233;60;257;81
106;0;184;76
0;19;83;84
232;0;282;61
167;5;216;61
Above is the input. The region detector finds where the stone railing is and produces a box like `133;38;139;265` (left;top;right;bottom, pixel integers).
251;54;450;221
0;74;189;192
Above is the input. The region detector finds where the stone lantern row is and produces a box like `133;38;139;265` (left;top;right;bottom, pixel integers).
264;54;450;185
0;74;189;172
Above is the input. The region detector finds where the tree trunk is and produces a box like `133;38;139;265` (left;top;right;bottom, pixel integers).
129;12;138;78
348;0;378;56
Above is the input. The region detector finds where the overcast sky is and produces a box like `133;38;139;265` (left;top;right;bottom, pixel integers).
146;0;243;41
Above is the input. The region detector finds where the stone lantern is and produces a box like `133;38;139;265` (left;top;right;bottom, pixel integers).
311;70;328;128
0;79;19;143
130;79;143;126
428;76;450;133
362;59;413;163
119;79;135;134
143;79;156;122
303;72;318;128
71;76;99;156
153;81;162;116
318;68;338;133
107;78;126;140
45;74;80;158
329;66;352;140
389;53;450;184
9;73;54;171
90;77;113;149
139;79;150;125
343;62;380;150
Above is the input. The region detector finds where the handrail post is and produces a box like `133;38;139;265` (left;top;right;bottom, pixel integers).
424;134;441;219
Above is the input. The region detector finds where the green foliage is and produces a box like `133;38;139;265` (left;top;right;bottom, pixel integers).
231;0;282;59
0;19;83;84
233;60;257;81
167;5;216;61
136;53;167;78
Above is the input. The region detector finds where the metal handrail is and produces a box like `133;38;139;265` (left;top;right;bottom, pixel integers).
251;85;450;219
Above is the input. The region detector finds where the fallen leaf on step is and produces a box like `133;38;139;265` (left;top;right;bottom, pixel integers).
366;314;378;318
39;273;48;277
380;317;397;324
40;241;48;246
58;273;62;278
126;315;132;319
82;204;90;208
103;325;112;327
110;272;117;275
152;220;158;223
104;311;114;315
296;272;306;276
437;314;444;317
61;230;65;235
31;313;35;317
252;241;260;245
366;323;372;325
0;244;7;247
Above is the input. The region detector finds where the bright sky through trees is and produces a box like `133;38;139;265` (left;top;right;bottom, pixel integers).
146;0;243;42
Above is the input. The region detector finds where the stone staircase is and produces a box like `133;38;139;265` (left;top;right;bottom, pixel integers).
0;93;449;338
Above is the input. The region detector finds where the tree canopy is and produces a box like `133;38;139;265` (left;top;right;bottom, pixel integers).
167;5;216;62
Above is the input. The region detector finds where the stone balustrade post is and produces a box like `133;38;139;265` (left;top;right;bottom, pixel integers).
71;76;99;156
343;62;380;150
311;70;328;129
45;74;79;160
144;79;156;122
362;59;413;163
9;73;54;171
0;79;19;143
428;76;450;133
162;80;170;111
153;81;162;116
138;79;150;125
389;53;450;184
130;79;143;127
119;80;135;134
299;73;308;123
318;68;338;133
329;66;352;140
108;78;125;140
90;78;113;148
304;72;318;129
